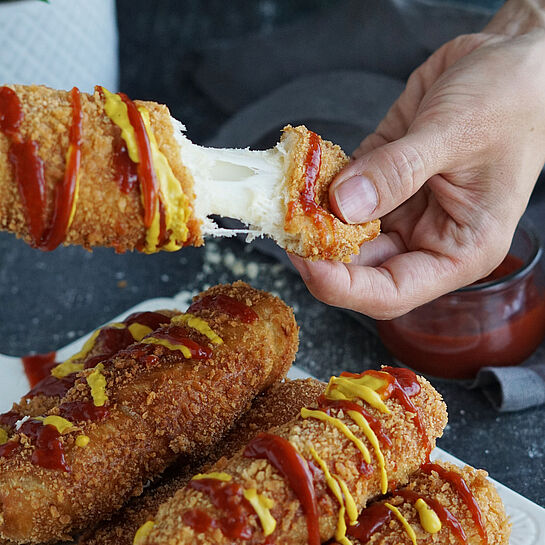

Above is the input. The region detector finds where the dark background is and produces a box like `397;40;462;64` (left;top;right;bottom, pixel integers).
0;0;543;507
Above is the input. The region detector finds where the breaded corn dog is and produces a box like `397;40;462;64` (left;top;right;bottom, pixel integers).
0;84;379;261
138;367;448;545
337;461;509;545
0;311;173;425
0;282;298;543
78;378;327;545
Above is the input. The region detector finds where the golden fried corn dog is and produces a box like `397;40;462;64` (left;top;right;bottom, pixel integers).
0;282;298;543
139;367;448;545
0;310;174;426
78;379;327;545
338;461;510;545
0;84;379;261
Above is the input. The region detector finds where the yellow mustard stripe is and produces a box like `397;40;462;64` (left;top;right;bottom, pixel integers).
41;415;74;434
76;435;90;448
0;428;8;445
138;107;190;253
172;314;223;345
50;322;126;379
243;488;276;537
128;322;153;341
102;88;140;162
51;329;101;378
325;376;390;414
65;144;80;228
141;337;192;358
385;502;417;545
192;472;232;482
133;520;155;545
335;475;358;525
415;498;442;534
309;446;352;545
346;409;388;494
87;363;108;407
301;408;370;464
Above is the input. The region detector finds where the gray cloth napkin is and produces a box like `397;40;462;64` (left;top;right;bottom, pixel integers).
198;0;545;411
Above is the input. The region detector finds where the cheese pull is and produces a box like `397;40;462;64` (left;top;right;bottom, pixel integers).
340;461;510;545
0;84;379;262
0;282;298;543
139;368;448;545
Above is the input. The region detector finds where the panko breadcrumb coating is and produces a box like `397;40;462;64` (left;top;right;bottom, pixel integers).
0;84;379;261
340;461;510;545
78;379;326;545
141;370;448;545
0;282;298;543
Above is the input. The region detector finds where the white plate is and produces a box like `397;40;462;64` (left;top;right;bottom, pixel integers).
1;298;543;544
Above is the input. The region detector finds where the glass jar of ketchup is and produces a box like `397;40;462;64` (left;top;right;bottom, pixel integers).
377;220;545;379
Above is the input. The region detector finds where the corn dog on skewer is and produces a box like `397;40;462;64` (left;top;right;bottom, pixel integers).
0;84;379;261
0;282;298;543
337;462;509;545
140;368;448;545
78;379;327;545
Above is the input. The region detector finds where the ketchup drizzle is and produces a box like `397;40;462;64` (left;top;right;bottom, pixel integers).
185;478;254;539
21;351;58;387
188;294;259;324
113;136;138;193
346;502;393;542
286;131;335;253
244;432;320;545
1;86;47;244
40;87;83;250
0;411;21;432
422;463;487;545
150;326;212;360
118;93;158;228
19;419;69;472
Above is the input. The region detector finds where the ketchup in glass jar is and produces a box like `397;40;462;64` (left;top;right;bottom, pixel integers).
377;221;545;379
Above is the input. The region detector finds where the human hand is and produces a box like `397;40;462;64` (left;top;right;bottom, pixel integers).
290;29;545;318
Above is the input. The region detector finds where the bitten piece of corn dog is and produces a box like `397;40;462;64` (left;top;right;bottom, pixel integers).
0;282;298;543
139;367;448;545
0;84;379;261
78;378;327;545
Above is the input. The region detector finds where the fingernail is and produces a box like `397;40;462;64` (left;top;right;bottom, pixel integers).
334;175;378;224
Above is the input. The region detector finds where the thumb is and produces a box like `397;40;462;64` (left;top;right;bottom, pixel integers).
329;132;446;223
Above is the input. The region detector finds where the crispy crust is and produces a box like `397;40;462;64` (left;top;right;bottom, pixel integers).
351;462;510;545
143;375;447;545
0;282;298;543
5;311;175;420
78;378;326;545
0;84;202;251
282;125;380;262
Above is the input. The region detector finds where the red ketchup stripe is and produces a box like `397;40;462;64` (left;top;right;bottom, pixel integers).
286;131;335;254
113;136;138;193
396;488;469;545
244;432;320;545
40;87;83;250
186;479;254;539
188;294;258;324
421;463;487;545
346;502;393;542
1;86;47;244
118;93;158;228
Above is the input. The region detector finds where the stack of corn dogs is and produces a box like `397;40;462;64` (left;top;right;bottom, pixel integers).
0;282;510;545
